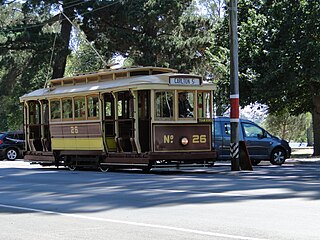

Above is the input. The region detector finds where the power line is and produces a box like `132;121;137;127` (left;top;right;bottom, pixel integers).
0;0;120;33
61;11;108;66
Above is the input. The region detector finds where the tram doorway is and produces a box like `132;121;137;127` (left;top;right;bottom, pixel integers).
138;90;151;152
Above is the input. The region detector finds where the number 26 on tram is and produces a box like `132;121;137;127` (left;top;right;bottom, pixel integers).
20;66;217;172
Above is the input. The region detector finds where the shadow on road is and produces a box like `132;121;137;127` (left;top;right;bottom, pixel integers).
0;161;319;214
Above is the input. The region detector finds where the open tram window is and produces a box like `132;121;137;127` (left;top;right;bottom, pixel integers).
87;95;99;119
29;101;41;125
62;98;73;121
197;91;211;118
104;93;114;118
43;101;49;125
50;99;61;121
117;91;133;119
74;97;86;120
155;91;174;119
178;91;194;118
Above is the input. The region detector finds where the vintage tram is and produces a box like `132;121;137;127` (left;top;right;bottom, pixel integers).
20;66;217;172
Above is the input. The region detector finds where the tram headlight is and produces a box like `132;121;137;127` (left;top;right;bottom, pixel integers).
180;137;189;146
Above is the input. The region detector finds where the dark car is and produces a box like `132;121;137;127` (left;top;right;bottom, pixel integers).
213;117;291;165
0;130;25;160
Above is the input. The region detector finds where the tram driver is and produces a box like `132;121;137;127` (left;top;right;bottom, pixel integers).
178;92;194;118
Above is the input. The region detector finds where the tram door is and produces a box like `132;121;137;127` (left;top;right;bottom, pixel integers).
103;93;116;151
27;100;51;151
116;91;134;152
138;90;151;152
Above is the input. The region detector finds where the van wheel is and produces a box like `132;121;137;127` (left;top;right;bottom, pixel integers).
270;148;286;165
251;159;261;166
6;148;18;161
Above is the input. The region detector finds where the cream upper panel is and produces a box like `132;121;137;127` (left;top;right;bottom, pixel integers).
20;69;216;102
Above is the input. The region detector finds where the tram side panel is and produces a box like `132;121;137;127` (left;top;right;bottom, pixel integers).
151;123;217;163
50;122;104;162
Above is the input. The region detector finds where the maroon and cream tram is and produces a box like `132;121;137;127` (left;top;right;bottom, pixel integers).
20;66;217;172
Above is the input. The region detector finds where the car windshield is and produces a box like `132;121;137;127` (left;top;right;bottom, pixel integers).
0;133;4;139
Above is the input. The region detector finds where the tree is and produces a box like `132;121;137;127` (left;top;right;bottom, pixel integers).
263;111;312;142
234;0;320;155
77;0;214;72
0;1;57;130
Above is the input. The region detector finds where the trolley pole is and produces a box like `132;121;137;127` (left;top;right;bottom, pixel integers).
229;0;240;171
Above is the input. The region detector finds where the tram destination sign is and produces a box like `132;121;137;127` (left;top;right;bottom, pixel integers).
169;76;201;86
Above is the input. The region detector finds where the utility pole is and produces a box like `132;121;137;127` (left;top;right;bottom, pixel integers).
229;0;240;171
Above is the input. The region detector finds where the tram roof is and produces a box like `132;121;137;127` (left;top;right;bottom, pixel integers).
20;66;216;101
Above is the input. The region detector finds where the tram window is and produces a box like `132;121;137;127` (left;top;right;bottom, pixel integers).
138;91;149;118
104;93;114;118
105;101;112;117
197;91;211;118
178;91;194;118
87;96;99;119
62;98;73;120
155;91;174;119
29;101;41;124
50;100;61;120
43;102;49;124
118;91;133;119
118;100;123;117
74;97;86;120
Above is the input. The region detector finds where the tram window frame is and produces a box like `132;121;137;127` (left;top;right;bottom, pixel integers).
104;93;114;119
197;91;211;119
74;97;86;120
155;91;174;120
29;101;41;125
43;101;49;125
62;98;73;121
87;95;100;120
50;99;61;121
117;91;133;119
178;91;195;119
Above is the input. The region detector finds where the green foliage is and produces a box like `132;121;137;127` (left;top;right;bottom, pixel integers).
65;39;105;76
235;0;320;113
262;111;312;142
78;0;214;72
232;0;320;154
0;1;57;131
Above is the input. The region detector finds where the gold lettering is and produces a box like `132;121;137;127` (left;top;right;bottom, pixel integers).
192;135;207;144
71;126;79;134
164;135;174;144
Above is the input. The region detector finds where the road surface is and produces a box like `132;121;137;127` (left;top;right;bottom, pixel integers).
0;160;319;240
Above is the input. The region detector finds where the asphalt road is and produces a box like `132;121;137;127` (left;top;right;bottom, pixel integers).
0;160;319;240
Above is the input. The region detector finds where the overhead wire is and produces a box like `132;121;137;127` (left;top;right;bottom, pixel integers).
61;11;108;67
44;13;61;88
0;0;120;33
2;0;121;83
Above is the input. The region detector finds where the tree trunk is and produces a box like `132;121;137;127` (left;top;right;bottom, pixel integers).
51;3;73;79
312;95;320;156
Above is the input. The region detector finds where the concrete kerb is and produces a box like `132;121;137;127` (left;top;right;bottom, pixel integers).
286;157;320;164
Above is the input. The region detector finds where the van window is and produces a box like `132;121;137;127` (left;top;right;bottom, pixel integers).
242;123;263;138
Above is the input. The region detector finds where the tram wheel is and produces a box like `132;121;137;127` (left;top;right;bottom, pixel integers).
99;165;109;172
68;165;77;171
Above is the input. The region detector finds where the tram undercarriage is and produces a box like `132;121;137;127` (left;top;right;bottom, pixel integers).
24;150;216;172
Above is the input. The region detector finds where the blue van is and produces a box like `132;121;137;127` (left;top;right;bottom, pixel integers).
213;117;291;165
